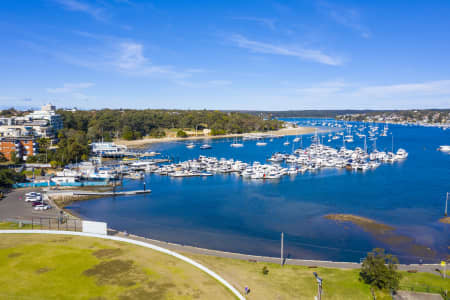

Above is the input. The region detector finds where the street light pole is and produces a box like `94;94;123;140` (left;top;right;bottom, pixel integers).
313;272;323;300
445;192;448;216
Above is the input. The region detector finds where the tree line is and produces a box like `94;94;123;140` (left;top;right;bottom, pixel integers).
18;109;283;166
58;109;283;141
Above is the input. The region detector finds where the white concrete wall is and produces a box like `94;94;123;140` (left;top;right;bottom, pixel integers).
81;221;107;235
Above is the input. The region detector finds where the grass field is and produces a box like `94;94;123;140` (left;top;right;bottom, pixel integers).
0;234;234;300
183;253;449;300
0;232;447;300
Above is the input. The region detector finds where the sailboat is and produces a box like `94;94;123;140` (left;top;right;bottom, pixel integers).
230;137;244;148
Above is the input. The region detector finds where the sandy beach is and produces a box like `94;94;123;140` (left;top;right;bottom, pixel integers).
115;126;316;149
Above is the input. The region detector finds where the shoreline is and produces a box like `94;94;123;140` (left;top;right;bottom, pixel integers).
115;126;317;149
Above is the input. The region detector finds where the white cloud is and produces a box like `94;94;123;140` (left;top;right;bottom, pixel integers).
54;0;106;21
353;80;450;98
109;42;192;79
293;81;348;97
288;79;450;109
174;80;232;88
318;1;370;38
46;82;94;94
229;34;343;66
232;17;276;30
115;42;147;69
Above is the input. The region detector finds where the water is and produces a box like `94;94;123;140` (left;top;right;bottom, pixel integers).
69;120;450;263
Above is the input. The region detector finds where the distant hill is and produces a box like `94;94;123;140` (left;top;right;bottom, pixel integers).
235;109;450;118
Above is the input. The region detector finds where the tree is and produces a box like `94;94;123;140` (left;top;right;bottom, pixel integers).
0;169;25;187
0;152;6;162
176;130;188;138
360;248;401;292
122;126;135;140
10;151;21;164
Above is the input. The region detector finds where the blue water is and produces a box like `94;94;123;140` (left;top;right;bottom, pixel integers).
69;121;450;263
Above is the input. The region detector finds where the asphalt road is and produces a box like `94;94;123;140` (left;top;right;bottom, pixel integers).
0;188;62;221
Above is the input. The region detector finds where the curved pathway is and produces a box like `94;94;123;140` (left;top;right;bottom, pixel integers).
0;230;245;300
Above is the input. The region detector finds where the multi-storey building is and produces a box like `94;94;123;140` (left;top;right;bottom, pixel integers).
0;137;37;161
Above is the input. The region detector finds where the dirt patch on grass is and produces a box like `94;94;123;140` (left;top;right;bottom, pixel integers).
92;248;122;259
118;281;176;300
50;236;73;243
83;259;146;287
36;267;51;274
8;252;22;258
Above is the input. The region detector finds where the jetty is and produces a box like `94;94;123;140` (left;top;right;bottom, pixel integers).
72;189;151;196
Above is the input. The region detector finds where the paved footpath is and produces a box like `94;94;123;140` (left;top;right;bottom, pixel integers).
113;231;444;276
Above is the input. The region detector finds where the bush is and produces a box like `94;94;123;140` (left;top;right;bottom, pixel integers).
210;128;226;136
360;248;401;291
176;130;188;138
122;126;135;140
0;169;26;187
149;128;166;138
262;266;269;275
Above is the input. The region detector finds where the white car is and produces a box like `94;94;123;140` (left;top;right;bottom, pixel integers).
34;204;50;211
25;192;41;197
25;196;41;202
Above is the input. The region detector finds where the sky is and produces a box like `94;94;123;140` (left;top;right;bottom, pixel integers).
1;0;450;110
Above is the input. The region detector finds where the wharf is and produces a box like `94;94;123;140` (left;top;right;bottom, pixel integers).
72;190;151;196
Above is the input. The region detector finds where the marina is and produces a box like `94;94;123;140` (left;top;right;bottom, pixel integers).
66;120;450;264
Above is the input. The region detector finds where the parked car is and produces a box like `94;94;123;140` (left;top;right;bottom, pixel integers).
31;201;45;207
26;192;41;197
34;204;50;211
25;196;41;202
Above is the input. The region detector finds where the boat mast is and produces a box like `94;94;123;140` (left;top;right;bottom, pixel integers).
392;134;394;153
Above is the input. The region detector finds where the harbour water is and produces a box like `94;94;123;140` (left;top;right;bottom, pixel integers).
68;120;450;263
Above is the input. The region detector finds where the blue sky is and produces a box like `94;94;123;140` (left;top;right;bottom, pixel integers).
1;0;450;110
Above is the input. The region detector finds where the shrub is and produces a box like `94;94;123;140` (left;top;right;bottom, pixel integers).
176;130;188;138
360;248;401;291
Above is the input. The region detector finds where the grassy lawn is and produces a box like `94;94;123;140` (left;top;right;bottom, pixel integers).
0;221;37;230
183;252;449;300
0;233;447;300
0;234;234;300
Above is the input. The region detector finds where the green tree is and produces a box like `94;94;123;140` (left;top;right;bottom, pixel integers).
359;248;401;292
0;169;25;187
0;152;7;162
10;151;21;164
122;126;135;140
176;130;188;138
